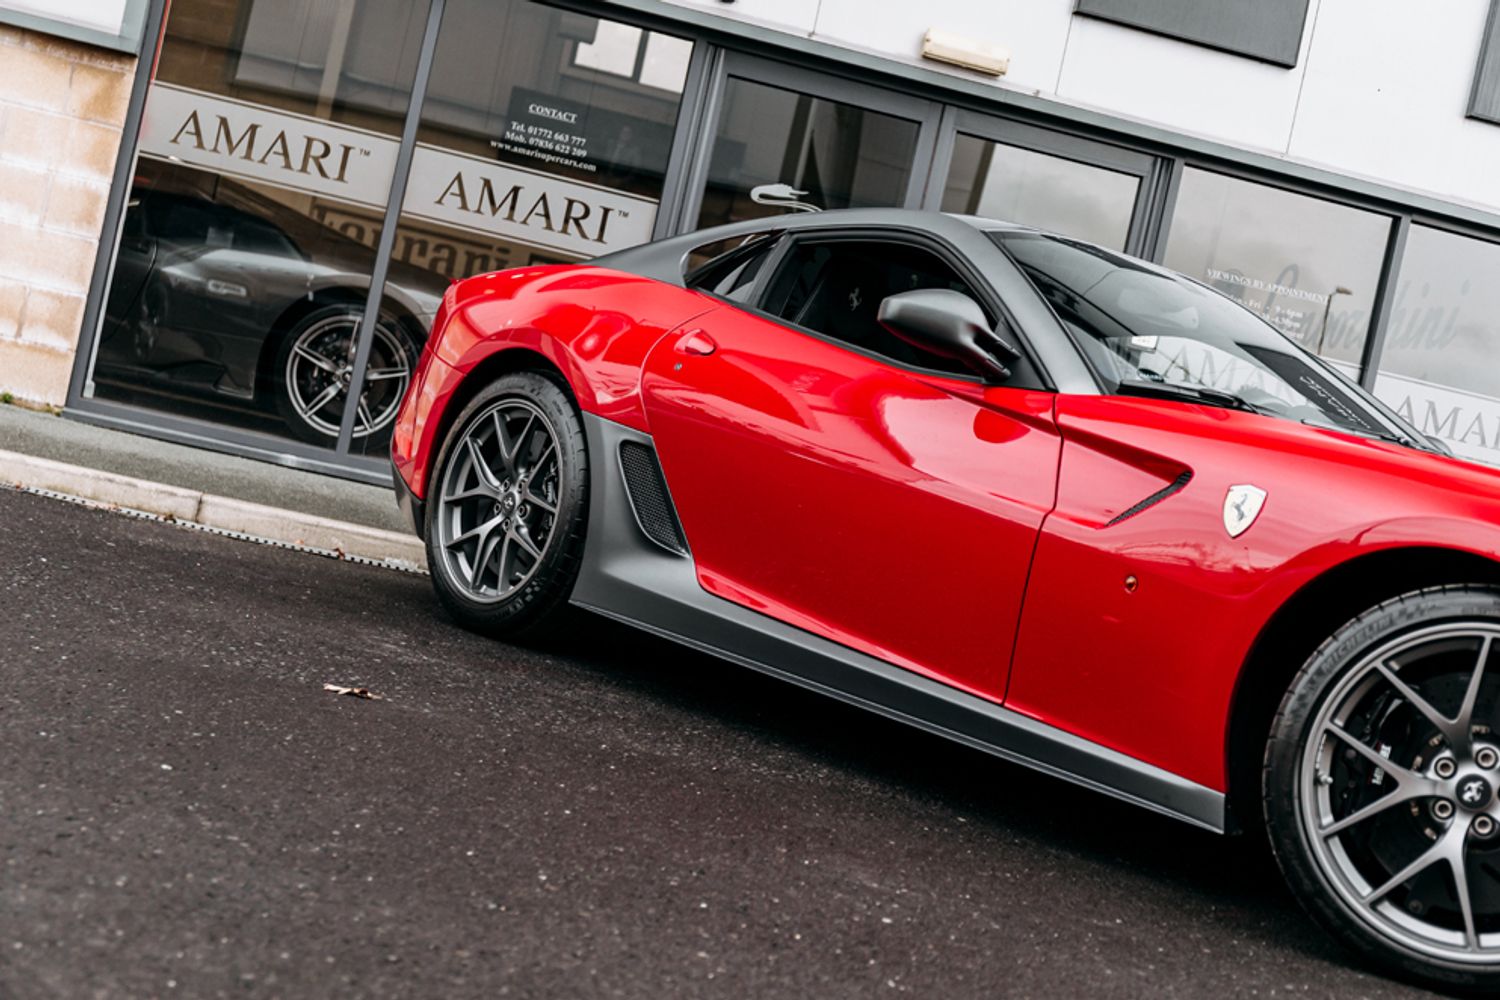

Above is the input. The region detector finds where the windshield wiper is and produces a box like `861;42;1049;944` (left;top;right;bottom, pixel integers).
1115;378;1266;415
1300;415;1419;449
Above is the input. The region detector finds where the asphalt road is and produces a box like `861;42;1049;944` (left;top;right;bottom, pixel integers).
0;488;1438;999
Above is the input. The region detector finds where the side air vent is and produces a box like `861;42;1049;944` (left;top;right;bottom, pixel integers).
618;441;689;555
1106;471;1194;527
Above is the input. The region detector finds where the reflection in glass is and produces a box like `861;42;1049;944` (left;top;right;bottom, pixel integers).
1163;168;1390;369
941;135;1138;250
1374;226;1500;466
696;77;919;229
354;2;693;458
89;0;437;451
1000;233;1407;439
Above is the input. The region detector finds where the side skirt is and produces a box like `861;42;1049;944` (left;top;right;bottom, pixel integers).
570;412;1226;833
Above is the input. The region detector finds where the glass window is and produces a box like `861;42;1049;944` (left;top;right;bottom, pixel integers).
88;0;438;453
940;135;1139;250
696;78;920;229
761;239;977;377
1374;226;1500;466
352;2;694;458
685;233;780;304
1162;168;1391;372
999;232;1421;446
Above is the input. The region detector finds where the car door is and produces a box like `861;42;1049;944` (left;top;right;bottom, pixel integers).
638;231;1062;701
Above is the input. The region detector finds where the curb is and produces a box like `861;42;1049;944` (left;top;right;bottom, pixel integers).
0;448;427;573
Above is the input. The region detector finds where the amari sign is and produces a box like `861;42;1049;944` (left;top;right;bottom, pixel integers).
1376;373;1500;466
138;85;399;208
136;85;657;258
404;145;656;259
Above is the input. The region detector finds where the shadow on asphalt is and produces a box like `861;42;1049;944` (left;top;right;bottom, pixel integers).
524;609;1342;967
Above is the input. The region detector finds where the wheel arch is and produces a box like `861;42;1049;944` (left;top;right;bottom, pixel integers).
1224;545;1500;835
428;346;577;482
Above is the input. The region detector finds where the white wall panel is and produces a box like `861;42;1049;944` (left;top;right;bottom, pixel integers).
649;0;816;36
811;0;1075;94
1289;0;1500;214
1055;12;1315;153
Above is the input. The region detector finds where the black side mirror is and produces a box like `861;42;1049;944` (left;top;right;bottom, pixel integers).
876;289;1020;382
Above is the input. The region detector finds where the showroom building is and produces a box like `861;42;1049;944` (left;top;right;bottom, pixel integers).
4;0;1500;481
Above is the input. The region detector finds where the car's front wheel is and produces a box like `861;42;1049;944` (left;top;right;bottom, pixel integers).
424;372;588;640
1266;586;1500;991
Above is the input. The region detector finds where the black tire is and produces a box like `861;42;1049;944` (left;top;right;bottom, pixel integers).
1265;585;1500;993
272;303;417;447
423;371;588;641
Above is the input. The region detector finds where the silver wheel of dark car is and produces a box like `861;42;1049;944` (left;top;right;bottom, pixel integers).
423;372;589;640
435;398;561;603
275;307;414;443
1267;587;1500;991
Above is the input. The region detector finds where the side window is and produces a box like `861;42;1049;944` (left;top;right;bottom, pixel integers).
232;217;301;259
151;197;216;244
762;238;982;377
685;232;778;305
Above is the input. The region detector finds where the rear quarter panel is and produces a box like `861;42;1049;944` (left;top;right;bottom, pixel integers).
393;265;715;498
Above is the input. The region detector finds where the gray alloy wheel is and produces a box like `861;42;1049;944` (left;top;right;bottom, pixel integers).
434;397;562;603
423;372;589;640
276;307;413;443
1267;587;1500;991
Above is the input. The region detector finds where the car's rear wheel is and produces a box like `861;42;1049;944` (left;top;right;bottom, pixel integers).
424;372;588;640
1266;586;1500;991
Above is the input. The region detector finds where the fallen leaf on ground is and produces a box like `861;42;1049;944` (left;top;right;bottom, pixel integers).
323;683;385;701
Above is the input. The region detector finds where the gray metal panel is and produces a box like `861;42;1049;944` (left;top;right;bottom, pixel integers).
1074;0;1309;68
1359;218;1410;392
66;0;166;407
1470;0;1500;124
651;38;715;238
335;0;447;452
63;400;392;485
572;413;1227;833
0;0;151;54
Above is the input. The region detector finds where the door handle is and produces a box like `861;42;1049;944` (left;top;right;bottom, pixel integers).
674;329;717;356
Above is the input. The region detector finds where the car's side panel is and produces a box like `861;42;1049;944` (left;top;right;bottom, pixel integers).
570;410;1226;832
1008;394;1500;791
638;306;1062;702
393;265;715;499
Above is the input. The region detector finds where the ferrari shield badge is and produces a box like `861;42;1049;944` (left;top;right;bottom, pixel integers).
1223;484;1268;539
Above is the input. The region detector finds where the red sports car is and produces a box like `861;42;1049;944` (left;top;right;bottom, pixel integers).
391;209;1500;991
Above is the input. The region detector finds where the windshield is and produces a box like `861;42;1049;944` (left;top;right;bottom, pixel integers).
994;231;1431;447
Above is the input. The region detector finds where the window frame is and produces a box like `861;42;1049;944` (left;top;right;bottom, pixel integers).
682;229;784;304
673;51;945;234
924;110;1165;257
742;226;1050;389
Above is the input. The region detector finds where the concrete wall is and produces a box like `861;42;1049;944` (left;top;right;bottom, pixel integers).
661;0;1500;214
0;25;131;407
